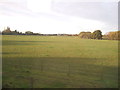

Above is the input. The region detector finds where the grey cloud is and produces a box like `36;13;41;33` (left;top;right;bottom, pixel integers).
52;2;118;25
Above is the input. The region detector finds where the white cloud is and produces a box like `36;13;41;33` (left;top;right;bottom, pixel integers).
0;0;118;34
0;13;106;34
27;0;52;13
54;0;119;3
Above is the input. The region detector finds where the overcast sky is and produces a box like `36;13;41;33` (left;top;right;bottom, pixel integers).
0;0;118;34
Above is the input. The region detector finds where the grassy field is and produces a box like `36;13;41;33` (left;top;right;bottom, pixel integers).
2;35;118;88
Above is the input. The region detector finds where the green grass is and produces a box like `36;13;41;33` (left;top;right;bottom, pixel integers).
2;35;118;88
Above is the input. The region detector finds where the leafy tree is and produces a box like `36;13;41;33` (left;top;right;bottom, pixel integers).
11;30;19;35
79;32;92;39
92;30;102;39
0;31;2;35
2;27;12;35
105;31;120;40
19;32;23;35
25;31;33;35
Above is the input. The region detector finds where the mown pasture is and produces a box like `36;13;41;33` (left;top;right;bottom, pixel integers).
2;35;118;88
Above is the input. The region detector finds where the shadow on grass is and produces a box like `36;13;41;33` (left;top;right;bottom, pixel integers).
2;52;21;55
2;57;118;88
2;40;55;46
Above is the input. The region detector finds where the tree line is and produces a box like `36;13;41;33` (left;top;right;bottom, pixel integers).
104;31;120;40
1;27;40;35
79;30;102;39
1;27;78;36
79;30;120;40
1;27;119;40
